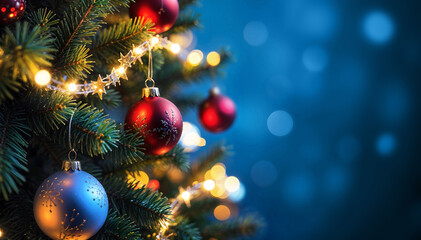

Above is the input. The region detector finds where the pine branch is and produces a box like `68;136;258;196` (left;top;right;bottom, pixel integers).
0;104;29;200
103;178;172;229
51;44;94;79
167;217;201;240
101;128;145;174
82;88;122;109
93;209;143;240
202;215;263;240
179;196;220;221
27;8;60;35
23;89;76;135
0;191;48;239
91;17;153;65
166;12;200;35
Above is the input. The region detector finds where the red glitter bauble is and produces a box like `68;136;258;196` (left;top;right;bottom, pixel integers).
199;87;236;133
125;87;183;155
0;0;26;25
129;0;179;34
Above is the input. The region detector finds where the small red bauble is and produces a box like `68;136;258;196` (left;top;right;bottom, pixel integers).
129;0;179;34
199;87;236;133
125;87;183;155
0;0;26;25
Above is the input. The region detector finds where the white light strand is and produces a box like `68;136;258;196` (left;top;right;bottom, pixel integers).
44;37;183;97
156;182;202;240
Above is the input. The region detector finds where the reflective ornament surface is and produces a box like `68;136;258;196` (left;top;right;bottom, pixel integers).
33;161;108;240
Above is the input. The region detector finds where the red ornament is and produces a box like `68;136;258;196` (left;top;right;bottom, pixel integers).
129;0;179;34
0;0;26;25
125;87;183;155
199;87;236;133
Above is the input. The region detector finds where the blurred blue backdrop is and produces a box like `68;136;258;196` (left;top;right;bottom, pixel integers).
174;0;421;239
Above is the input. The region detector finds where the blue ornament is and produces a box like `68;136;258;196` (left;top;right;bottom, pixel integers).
34;160;108;240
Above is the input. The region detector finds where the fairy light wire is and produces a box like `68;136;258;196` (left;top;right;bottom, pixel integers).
67;110;77;161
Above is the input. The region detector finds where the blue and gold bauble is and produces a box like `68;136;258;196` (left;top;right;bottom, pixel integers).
33;160;108;240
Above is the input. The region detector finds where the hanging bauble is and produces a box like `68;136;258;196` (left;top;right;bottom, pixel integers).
34;160;108;240
125;87;183;155
199;87;236;133
0;0;26;25
129;0;179;34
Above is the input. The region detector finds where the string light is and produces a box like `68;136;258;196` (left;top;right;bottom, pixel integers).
67;82;77;92
35;69;51;86
187;50;203;66
203;179;215;191
181;191;191;201
0;229;2;237
170;43;181;54
207;51;221;66
210;163;226;180
151;36;160;45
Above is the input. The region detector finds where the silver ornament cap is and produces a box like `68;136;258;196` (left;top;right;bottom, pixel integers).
142;87;160;98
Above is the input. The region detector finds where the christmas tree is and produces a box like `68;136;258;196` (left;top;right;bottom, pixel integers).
0;0;261;239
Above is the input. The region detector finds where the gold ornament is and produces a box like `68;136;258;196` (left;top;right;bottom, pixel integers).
92;76;107;100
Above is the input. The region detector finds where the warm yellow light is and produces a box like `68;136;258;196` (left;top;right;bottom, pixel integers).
0;229;2;237
204;170;212;180
214;205;231;221
225;176;240;192
134;46;143;55
181;191;191;201
207;51;221;67
210;186;225;198
127;171;149;189
203;179;216;191
67;82;77;92
116;66;126;75
35;70;51;86
198;138;206;147
170;43;181;54
187;50;203;66
151;37;160;45
210;163;226;180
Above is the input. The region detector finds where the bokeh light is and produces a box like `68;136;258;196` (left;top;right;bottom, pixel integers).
302;46;329;72
180;122;202;152
224;176;240;192
363;10;395;44
187;50;204;66
267;110;294;137
297;4;338;40
170;43;181;54
251;160;278;187
243;21;268;46
181;191;191;201
210;163;226;180
323;166;351;199
207;51;221;67
170;30;194;48
148;179;160;191
229;182;246;202
127;171;149;189
35;70;51;86
376;133;396;156
214;205;231;221
203;179;215;191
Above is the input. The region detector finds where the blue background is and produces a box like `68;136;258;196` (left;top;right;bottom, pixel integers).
182;0;421;239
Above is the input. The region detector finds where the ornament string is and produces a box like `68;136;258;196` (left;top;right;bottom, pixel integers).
67;110;77;161
146;42;155;88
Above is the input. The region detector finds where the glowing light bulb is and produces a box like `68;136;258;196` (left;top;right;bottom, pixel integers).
67;82;77;92
207;51;221;67
35;70;51;86
116;66;126;76
187;50;203;66
0;229;2;237
181;191;191;201
151;37;160;45
214;205;231;221
134;46;144;55
170;43;181;54
203;179;216;191
225;176;240;193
